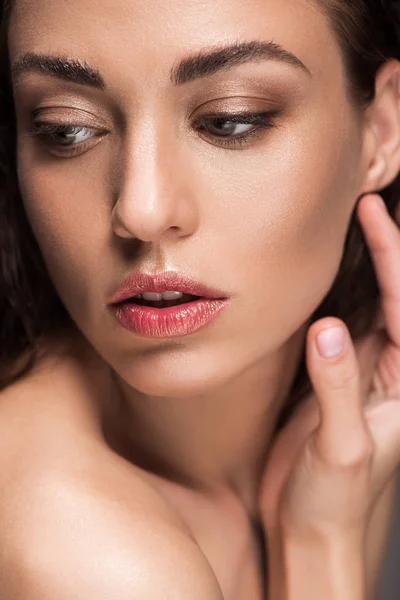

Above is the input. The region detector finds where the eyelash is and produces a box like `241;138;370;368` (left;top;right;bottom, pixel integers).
29;110;279;157
27;122;105;157
194;110;279;148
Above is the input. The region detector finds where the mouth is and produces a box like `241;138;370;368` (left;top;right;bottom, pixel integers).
123;293;202;309
111;292;228;338
109;271;227;306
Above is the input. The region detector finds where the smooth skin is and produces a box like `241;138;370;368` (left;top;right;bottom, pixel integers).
261;193;400;599
1;0;400;598
3;195;400;600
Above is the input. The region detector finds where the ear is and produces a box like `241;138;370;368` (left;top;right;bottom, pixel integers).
360;59;400;195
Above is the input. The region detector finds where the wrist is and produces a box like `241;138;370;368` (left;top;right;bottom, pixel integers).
268;529;366;600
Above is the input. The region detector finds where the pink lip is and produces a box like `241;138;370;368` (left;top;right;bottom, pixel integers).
107;271;227;304
107;271;229;339
111;298;228;338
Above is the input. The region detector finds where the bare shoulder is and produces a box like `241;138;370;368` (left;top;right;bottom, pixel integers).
2;474;223;599
0;362;223;599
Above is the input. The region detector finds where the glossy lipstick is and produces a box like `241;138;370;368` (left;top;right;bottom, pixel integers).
108;272;228;338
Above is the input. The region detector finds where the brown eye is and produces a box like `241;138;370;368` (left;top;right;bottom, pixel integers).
193;110;279;149
28;121;108;157
32;124;97;146
200;117;257;137
49;125;95;145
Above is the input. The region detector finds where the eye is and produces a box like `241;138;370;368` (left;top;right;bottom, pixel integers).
194;111;279;148
200;118;257;137
28;122;108;157
48;125;96;146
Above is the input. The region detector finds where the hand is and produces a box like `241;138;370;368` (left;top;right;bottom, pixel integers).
259;193;400;544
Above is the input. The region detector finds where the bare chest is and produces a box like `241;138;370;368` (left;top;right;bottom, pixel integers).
143;473;267;600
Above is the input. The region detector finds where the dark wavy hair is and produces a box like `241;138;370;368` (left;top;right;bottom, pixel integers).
0;1;399;429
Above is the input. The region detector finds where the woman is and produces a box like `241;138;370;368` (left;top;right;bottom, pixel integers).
0;0;399;597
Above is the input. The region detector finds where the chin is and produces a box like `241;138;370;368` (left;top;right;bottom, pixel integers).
112;354;236;399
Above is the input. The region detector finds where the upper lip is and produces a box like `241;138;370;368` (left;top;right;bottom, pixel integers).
108;271;227;304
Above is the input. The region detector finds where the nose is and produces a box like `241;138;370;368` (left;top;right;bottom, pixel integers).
111;130;199;243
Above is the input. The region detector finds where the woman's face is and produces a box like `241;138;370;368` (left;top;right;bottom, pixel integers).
9;0;370;396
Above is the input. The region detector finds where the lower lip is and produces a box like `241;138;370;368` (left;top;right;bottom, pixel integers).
111;298;228;338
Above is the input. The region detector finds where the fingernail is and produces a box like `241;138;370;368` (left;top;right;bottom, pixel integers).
316;327;345;358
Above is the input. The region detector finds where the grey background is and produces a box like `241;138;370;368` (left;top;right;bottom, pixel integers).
376;470;400;599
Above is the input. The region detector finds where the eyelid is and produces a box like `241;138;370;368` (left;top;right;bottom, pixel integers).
31;105;110;130
192;109;279;150
23;121;108;158
24;121;108;145
193;109;280;123
186;90;283;115
29;121;106;136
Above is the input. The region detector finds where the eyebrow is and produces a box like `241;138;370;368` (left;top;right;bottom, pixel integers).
171;41;311;84
11;41;311;90
11;53;106;89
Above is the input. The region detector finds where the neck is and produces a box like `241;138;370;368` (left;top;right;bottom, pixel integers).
101;325;307;516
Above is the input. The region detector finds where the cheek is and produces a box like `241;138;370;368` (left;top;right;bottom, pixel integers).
201;113;362;334
17;152;110;315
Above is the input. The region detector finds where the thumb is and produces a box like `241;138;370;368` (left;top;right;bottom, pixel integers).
306;318;373;467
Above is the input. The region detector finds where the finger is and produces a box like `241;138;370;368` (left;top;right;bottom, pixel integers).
357;194;400;348
353;328;387;402
366;398;400;495
306;318;373;466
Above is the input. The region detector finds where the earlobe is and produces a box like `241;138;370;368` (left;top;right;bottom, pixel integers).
360;59;400;195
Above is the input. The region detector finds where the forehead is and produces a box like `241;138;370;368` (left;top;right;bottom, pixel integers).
8;0;341;87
